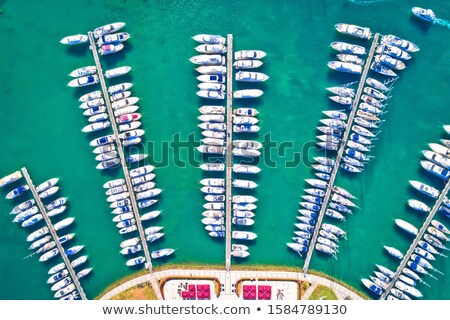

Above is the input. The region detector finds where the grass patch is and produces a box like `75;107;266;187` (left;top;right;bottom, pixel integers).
308;270;370;300
309;284;338;300
110;284;157;300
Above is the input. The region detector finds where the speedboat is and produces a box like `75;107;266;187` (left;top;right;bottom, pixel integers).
366;78;389;91
136;188;162;200
80;90;102;102
11;199;35;215
335;23;372;39
96;158;120;170
235;71;269;82
197;90;225;99
93;22;126;38
119;129;145;140
232;148;261;157
431;220;450;235
347;140;370;152
22;214;43;228
196;66;226;74
116;112;142;124
394;281;423;298
0;171;23;187
83;105;106;116
327;61;362;74
234;50;266;60
192;34;226;44
107;191;130;202
69;66;97;78
232;179;258;189
103;179;125;189
411;7;436;22
384;245;404;259
408;199;430;212
144;226;163;235
82;121;110;133
395;219;418;236
233;60;263;69
112;213;134;223
421;160;450;180
79;97;104;109
409;180;441;199
195;44;227;54
60;34;88;45
112;97;139;109
200;178;225;186
233;116;259;125
197;145;225;155
370;62;397;77
54;284;76;299
232;231;257;240
203;210;225;218
146;232;164;243
119;121;141;132
138;199;158;209
48;206;67;217
314;157;336;166
47;269;69;284
381;35;419;52
190;54;225;65
423;150;450;169
198;83;225;92
199;105;225;114
98;43;125;56
130;165;155;178
233;124;260;133
391;288;411;300
376;44;411;60
36;178;59;193
108;82;133;94
232;217;254;226
326;86;355;97
233;89;263;99
134;182;156;192
200;163;225;172
67;75;99;87
429;143;450;157
200;186;225;194
318;237;339;251
375;54;406;70
126;154;148;163
233;140;262;149
97;32;130;46
88;113;108;123
233;203;257;211
330;41;366;55
105;66;131;78
151;248;175;259
126;256;146;266
336;54;365;66
232;195;257;203
197;74;225;83
363;87;387;100
77;268;93;279
110;90;132;102
6;185;29;199
202;137;224;146
202;130;225;138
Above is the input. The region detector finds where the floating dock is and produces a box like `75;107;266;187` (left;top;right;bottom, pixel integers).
21;167;87;300
87;32;163;300
302;33;380;273
225;34;233;273
379;179;450;300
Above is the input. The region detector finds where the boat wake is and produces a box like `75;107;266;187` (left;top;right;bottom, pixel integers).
348;0;397;5
434;18;450;30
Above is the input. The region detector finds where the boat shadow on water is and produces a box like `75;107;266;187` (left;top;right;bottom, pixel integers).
409;16;433;34
64;45;90;59
101;44;134;69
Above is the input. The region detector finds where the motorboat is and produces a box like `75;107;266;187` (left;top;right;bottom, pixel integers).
354;117;379;129
345;148;371;162
361;94;383;108
330;41;366;55
209;231;225;238
232;179;258;189
305;188;326;198
138;199;158;209
38;186;58;199
318;236;339;251
329;95;352;105
414;247;436;261
77;268;93;279
203;210;225;218
192;34;226;44
326;86;355;97
428;226;449;242
200;178;225;187
144;226;164;235
423;150;450;170
93;22;126;38
202;130;225;139
39;248;59;262
336;53;365;66
199;105;225;114
107;191;129;203
232;164;261;175
429;143;450;157
384;245;404;259
395;219;418;236
233;59;263;69
110;90;132;102
200;186;225;194
133;181;155;192
26;226;49;242
315;243;337;258
347;140;370;152
431;220;450;235
119;121;141;132
376;264;395;278
421;160;450;180
325;209;345;221
54;284;76;299
441;139;450;148
97;32;130;46
69;66;97;78
119;129;145;140
120;237;140;249
190;54;225;65
129;165;155;178
88;113;109;123
29;235;51;251
51;277;73;292
151;248;174;259
112;97;139;109
350;132;372;145
232;195;258;203
411;7;436;22
126;256;146;266
287;243;307;255
204;202;224;210
136;188;162;201
80;91;102;102
322;110;348;121
197;90;225;99
312;164;332;174
235;71;269;82
233;89;264;99
233;124;260;133
94;144;116;154
352;125;377;138
103;179;125;189
363;87;388;100
232;244;249;251
112;213;134;223
234;50;266;60
47;269;69;284
202;137;224;146
234;210;255;218
1;171;23;188
13;206;39;223
233;203;257;211
232;217;254;226
196;66;226;75
232;231;257;240
198;114;225;123
65;245;84;256
36;178;59;193
390;288;411;300
116;219;136;229
83;105;106;116
126;153;148;163
116;112;142;124
375;54;406;70
408;199;431;213
232;148;261;157
67;75;99;87
366;77;389;91
108;82;133;94
22;214;43;228
105;66;131;78
322;223;346;238
198;83;226;92
394;281;422;298
314;157;336;167
331;193;356;207
71;256;88;268
146;232;164;243
197;145;225;155
114;106;140;118
317;126;342;136
60;34;88;45
82;120;110;133
376;44;411;60
370;62;398;77
381;35;419;53
113;205;132;215
233;140;262;149
200;163;225;172
327;61;362;74
197;74;225;83
96;158;120;170
335;23;372;39
48;206;67;218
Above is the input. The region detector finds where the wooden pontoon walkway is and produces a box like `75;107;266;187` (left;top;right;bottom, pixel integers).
21;167;87;300
302;33;380;273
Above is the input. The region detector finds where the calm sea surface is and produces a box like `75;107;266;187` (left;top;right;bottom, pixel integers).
0;0;449;299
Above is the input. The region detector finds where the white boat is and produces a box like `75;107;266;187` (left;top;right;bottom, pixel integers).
202;130;225;139
36;178;59;193
203;210;224;218
361;279;383;295
395;281;423;298
131;173;156;186
375;54;406;70
112;97;139;109
67;75;99;87
151;248;175;259
330;42;366;55
233;116;259;125
232;231;257;240
83;105;106;116
82;121;110;133
126;256;146;266
126;154;148;163
204;202;225;210
411;7;436;22
88;113;109;123
232;179;258;189
136;188;162;200
421;160;450;180
233;60;263;69
326;86;355;97
197;90;225;99
195;44;227;54
370;62;398;77
408;199;431;212
381;35;419;53
48;206;67;218
192;34;226;44
198;114;225;123
39;186;59;199
119;121;141;132
335;23;372;40
51;277;72;291
197;145;225;155
305;179;328;189
105;66;131;78
232;164;261;174
199;105;225;114
112;213;134;223
232;195;257;203
116;112;142;124
329;95;352;105
428;226;449;242
235;71;269;82
80;97;105;109
60;34;88;45
120;237;140;249
119;129;145;140
77;268;93;279
200;178;225;186
395;219;418;236
200;186;225;194
93;22;126;38
0;171;23;187
120;244;143;255
202;138;224;146
429;143;450;157
22;214;43;228
198;83;226;92
96;158;121;170
384;245;404;259
197;74;225;83
322;110;348;121
376;44;411;60
103;178;125;189
146;232;164;243
97;32;130;46
234;50;266;60
232;148;261;157
233;124;260;133
79;90;102;102
69;66;97;77
234;210;255;218
327;61;362;74
336;53;365;66
196;65;226;75
107;191;130;202
233;108;258;117
110;90;132;102
232;89;264;98
431;220;450;235
200;163;225;172
130;165;155;178
322;223;346;238
366;78;389;91
231;250;250;258
190;54;225;65
109;82;133;94
54;284;76;299
363;87;387;100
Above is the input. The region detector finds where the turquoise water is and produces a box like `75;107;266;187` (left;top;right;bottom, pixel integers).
0;0;449;299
